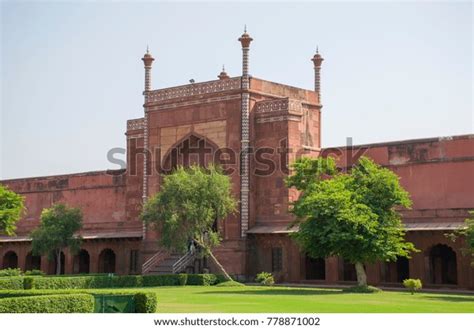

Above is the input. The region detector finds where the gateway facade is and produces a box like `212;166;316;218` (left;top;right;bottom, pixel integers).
1;32;473;289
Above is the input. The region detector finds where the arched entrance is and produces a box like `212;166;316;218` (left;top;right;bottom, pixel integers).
428;244;457;285
162;134;221;231
73;249;90;274
161;134;219;174
98;248;116;273
305;255;325;280
25;252;41;271
2;251;18;269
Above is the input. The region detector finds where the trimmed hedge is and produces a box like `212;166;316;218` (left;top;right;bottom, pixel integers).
0;273;220;290
187;274;218;286
0;293;94;313
0;268;23;277
0;277;24;290
0;289;157;313
134;292;158;313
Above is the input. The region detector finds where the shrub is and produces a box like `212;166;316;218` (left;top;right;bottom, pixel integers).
0;277;23;290
87;276;114;288
134;292;158;313
112;275;143;288
343;285;381;293
24;269;45;276
0;273;222;290
33;276;90;290
215;274;230;284
178;273;187;286
23;277;34;290
0;293;94;313
403;278;422;294
0;268;22;277
142;274;180;287
255;272;274;286
187;274;217;286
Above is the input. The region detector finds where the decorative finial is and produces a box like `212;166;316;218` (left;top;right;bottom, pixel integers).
146;45;149;54
218;65;230;80
316;45;319;54
238;27;253;47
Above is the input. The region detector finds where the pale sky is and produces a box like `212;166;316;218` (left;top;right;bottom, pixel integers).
1;1;472;179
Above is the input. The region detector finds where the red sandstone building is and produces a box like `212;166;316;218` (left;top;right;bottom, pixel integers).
1;31;473;289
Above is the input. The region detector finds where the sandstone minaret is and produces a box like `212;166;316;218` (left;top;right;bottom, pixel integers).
141;47;154;208
238;27;253;237
311;47;324;102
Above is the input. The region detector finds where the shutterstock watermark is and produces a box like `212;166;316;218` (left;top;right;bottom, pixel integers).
106;137;369;177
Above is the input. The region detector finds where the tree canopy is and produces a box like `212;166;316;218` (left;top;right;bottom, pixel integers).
141;165;237;279
0;184;25;236
30;203;83;275
287;156;417;286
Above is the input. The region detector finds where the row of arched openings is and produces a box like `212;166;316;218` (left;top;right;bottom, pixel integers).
1;248;117;274
304;244;458;285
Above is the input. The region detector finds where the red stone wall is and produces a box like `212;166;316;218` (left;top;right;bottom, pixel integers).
0;170;141;235
0;170;143;275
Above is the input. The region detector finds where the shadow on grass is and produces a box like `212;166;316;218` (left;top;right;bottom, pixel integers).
198;288;345;296
421;295;474;303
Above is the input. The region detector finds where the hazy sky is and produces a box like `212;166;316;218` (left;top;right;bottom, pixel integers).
1;1;472;179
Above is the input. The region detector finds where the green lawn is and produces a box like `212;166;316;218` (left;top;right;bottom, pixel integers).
129;285;474;313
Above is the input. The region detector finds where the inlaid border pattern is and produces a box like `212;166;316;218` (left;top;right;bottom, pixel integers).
127;118;145;131
146;77;241;103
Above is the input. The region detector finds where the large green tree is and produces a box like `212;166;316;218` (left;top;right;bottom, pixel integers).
31;203;83;275
287;156;417;287
0;184;25;236
141;165;237;280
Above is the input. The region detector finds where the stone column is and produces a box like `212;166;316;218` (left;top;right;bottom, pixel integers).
311;49;324;103
238;28;253;238
141;48;155;239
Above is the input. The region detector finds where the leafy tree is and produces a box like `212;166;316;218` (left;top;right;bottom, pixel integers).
0;184;25;236
446;211;474;266
30;203;83;275
287;156;417;287
141;165;237;281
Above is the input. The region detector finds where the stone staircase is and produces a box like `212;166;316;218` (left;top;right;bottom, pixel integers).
142;250;195;275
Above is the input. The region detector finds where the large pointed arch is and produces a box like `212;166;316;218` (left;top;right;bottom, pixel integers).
160;132;221;174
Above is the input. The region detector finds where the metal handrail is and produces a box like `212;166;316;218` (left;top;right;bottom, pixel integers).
172;251;195;273
142;250;169;274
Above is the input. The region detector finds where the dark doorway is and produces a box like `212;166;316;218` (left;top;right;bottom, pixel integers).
396;257;409;282
305;255;325;280
429;244;457;285
25;252;41;271
382;257;409;283
99;249;116;273
2;251;18;269
73;249;90;274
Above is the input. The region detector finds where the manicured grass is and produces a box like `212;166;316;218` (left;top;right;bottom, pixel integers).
3;285;472;312
132;285;474;313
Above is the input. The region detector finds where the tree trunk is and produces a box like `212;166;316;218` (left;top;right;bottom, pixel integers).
355;262;367;286
207;251;233;282
193;239;233;281
56;250;61;275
